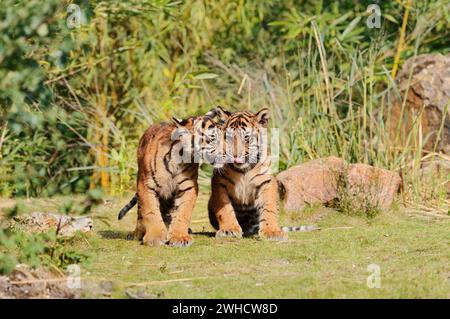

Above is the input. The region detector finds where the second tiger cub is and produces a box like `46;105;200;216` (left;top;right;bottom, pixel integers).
118;110;222;247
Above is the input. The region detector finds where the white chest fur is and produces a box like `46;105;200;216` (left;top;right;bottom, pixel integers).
230;172;257;206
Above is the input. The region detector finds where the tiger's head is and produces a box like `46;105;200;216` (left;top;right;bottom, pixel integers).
213;106;270;171
171;110;224;166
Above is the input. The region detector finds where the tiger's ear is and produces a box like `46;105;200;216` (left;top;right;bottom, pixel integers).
255;108;270;127
205;106;231;125
172;117;187;128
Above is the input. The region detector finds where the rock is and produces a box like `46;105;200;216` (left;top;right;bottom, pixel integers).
0;264;80;299
80;280;115;298
0;276;10;299
277;156;345;212
0;264;118;299
124;287;158;299
388;53;450;154
344;164;402;211
13;212;93;237
277;158;402;213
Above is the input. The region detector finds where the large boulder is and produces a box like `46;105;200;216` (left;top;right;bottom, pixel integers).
277;156;345;212
277;158;402;213
388;54;450;154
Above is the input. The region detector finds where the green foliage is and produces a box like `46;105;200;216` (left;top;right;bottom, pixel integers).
1;106;92;196
0;192;100;275
0;228;90;275
0;0;66;108
1;0;448;198
3;200;27;218
0;0;91;197
58;188;104;215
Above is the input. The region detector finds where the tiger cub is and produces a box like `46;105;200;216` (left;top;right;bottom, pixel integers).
118;111;222;247
208;107;286;240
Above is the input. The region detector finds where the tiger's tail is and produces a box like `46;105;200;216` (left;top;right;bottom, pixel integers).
118;194;138;220
277;179;319;232
281;225;320;232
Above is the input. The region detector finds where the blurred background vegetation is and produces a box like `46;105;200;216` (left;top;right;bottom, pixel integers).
0;0;449;202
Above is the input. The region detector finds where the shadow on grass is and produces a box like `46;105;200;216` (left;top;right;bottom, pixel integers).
98;229;216;240
191;230;215;237
98;230;132;240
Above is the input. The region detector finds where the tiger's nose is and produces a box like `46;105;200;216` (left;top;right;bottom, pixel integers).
233;157;245;164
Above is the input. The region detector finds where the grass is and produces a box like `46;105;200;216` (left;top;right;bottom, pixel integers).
4;191;449;299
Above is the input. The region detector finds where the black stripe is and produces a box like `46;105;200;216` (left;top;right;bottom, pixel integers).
117;194;138;220
148;145;162;189
151;170;162;188
228;116;250;128
255;179;271;196
175;186;195;198
179;186;195;193
147;186;159;196
259;208;276;215
249;172;269;183
163;154;173;176
163;141;177;177
178;177;191;185
152;142;159;172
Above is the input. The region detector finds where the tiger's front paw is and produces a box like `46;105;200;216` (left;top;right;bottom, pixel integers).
259;228;287;241
216;226;243;239
167;234;193;247
143;233;166;247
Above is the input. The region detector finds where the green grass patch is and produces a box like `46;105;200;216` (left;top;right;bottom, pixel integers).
8;194;448;298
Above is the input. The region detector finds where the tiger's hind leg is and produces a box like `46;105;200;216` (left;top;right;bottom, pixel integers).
130;213;146;241
166;186;197;247
137;183;167;247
